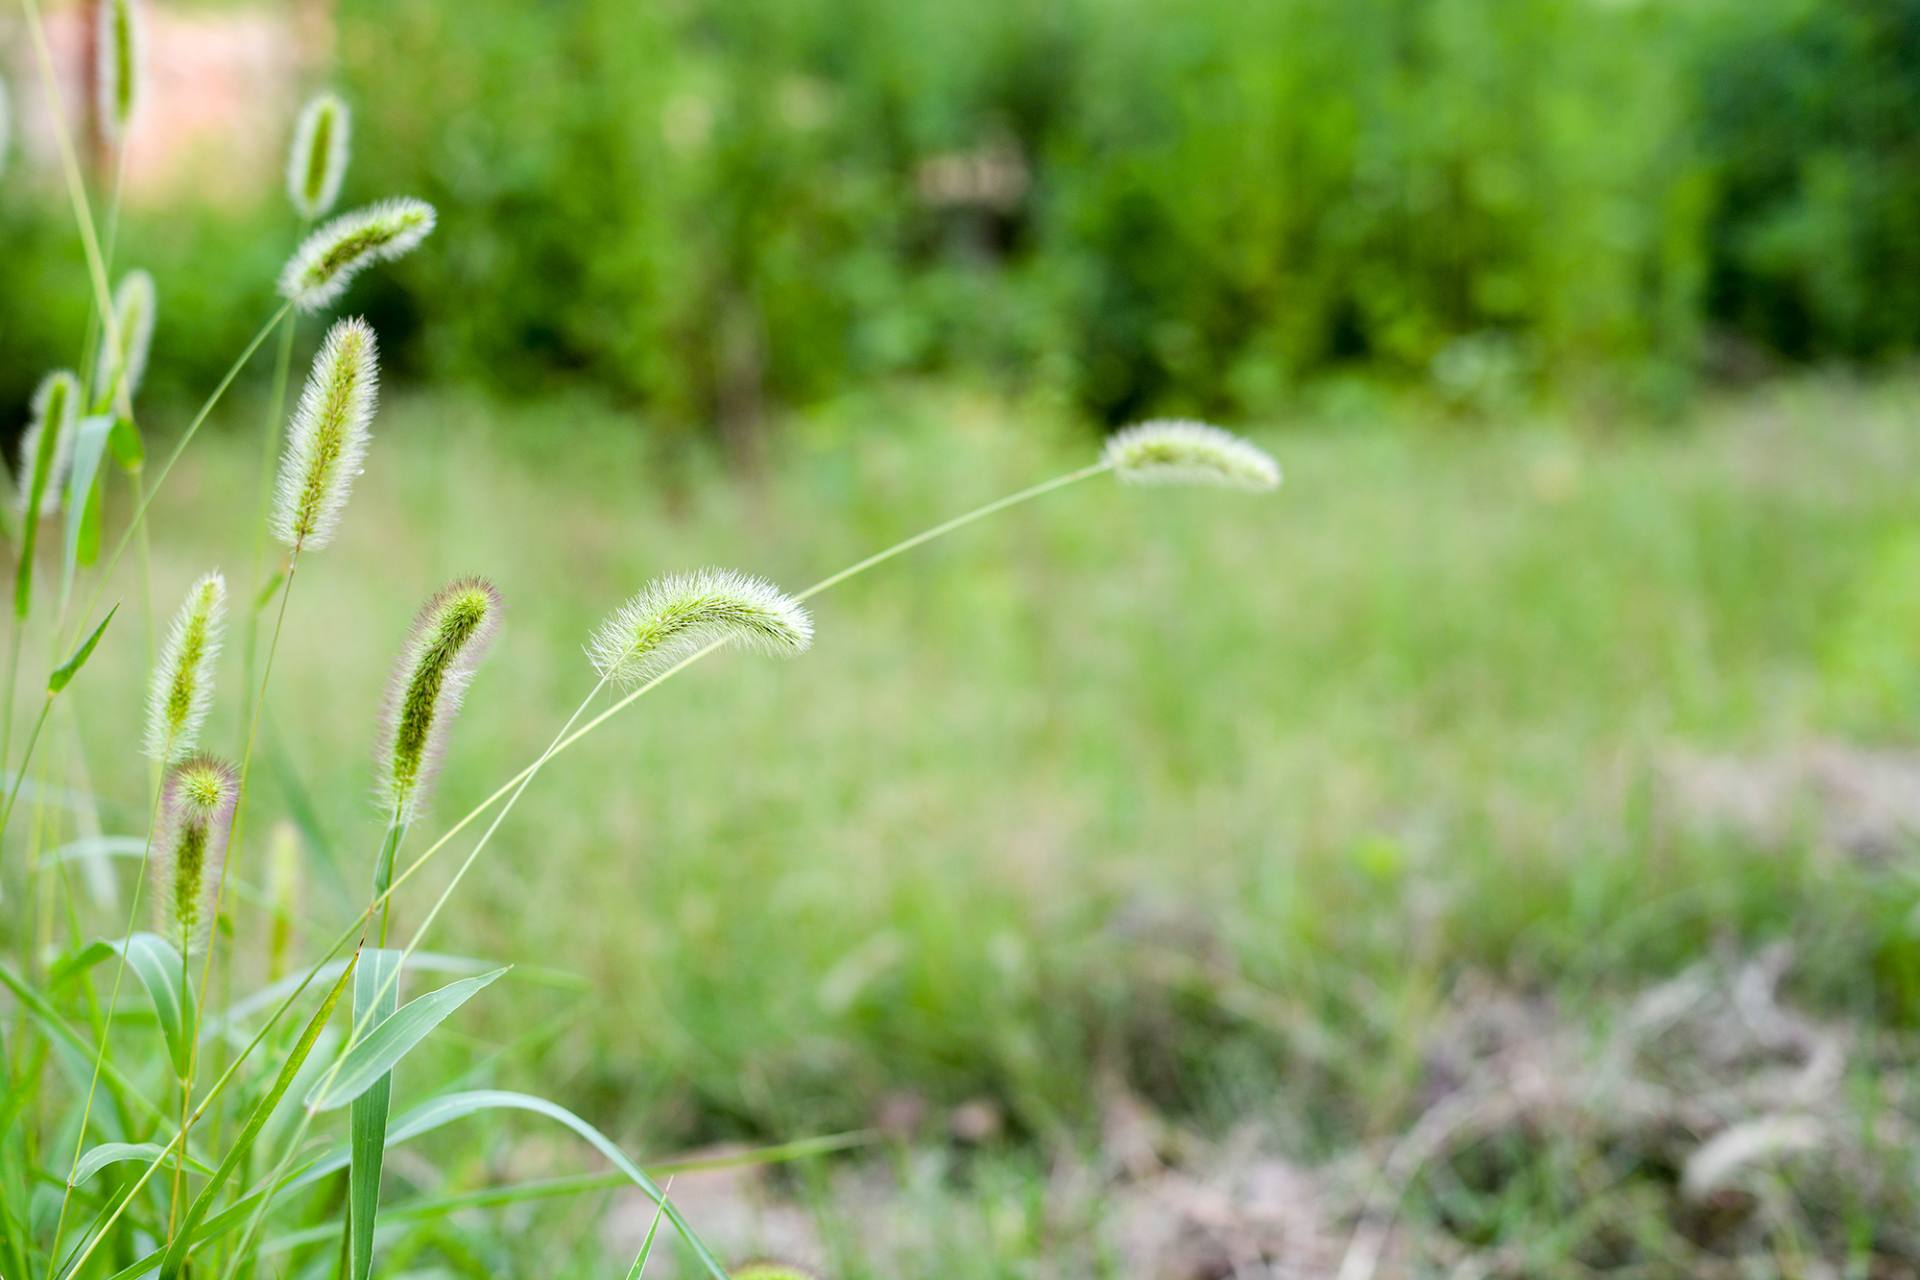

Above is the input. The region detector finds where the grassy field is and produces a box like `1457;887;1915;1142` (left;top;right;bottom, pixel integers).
50;375;1920;1274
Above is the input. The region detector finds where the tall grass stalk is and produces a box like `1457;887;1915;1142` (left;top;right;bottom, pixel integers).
80;447;1178;1276
238;313;298;736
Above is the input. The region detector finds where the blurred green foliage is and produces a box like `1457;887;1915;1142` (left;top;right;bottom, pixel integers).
6;0;1919;432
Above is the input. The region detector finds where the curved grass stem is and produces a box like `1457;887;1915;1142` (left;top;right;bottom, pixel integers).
61;458;1111;1276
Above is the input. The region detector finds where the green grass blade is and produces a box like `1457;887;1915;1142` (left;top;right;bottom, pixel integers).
625;1189;671;1280
368;1090;729;1280
106;415;143;470
47;602;117;693
72;1142;215;1185
60;413;113;596
110;932;194;1077
153;951;356;1280
305;967;506;1112
347;948;401;1279
0;958;159;1125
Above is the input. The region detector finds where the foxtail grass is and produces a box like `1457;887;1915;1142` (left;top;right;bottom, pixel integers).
278;198;435;312
287;91;351;220
270;318;378;551
94;0;144;146
92;269;156;413
143;572;226;762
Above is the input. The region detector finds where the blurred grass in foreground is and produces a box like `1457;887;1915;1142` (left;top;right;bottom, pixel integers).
58;375;1920;1269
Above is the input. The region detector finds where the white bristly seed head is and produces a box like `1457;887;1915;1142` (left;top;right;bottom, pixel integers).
587;568;813;688
1103;420;1280;492
93;269;156;409
17;370;79;519
269;317;378;551
377;578;501;821
95;0;144;145
277;197;436;312
287;91;351;221
151;755;238;955
144;571;226;761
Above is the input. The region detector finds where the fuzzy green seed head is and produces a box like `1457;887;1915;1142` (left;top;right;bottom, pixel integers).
144;571;226;761
287;91;351;220
278;197;436;312
1103;420;1280;492
587;568;813;688
93;269;156;410
17;370;79;519
270;317;378;551
151;754;237;954
95;0;143;144
378;578;501;820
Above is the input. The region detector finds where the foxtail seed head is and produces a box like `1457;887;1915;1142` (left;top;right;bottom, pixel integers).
95;0;144;145
1103;420;1280;492
270;317;378;551
17;371;79;518
277;197;436;312
287;91;351;220
93;269;156;409
587;568;813;689
151;755;237;955
378;578;501;820
144;571;226;761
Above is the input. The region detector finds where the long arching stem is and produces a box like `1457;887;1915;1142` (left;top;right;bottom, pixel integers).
58;458;1113;1277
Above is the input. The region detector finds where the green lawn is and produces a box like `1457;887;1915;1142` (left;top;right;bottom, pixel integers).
54;376;1920;1274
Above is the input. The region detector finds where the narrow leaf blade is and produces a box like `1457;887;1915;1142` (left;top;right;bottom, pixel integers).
306;967;506;1112
107;415;144;470
73;1142;215;1186
111;932;194;1077
49;603;118;693
348;949;402;1280
61;415;113;597
155;951;357;1280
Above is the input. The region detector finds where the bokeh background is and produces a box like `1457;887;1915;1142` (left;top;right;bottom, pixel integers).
7;0;1920;1273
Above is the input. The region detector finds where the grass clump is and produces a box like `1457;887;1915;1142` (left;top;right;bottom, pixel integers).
0;31;1280;1280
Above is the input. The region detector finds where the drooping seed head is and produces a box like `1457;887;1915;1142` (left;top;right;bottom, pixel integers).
286;91;351;221
95;0;144;145
17;370;80;519
144;571;226;761
151;755;238;955
377;578;501;821
277;197;436;312
587;568;813;689
269;317;378;551
1103;420;1280;492
93;269;157;409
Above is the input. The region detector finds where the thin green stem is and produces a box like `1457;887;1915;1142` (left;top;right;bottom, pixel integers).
0;614;23;786
173;558;297;1242
61;459;1111;1276
17;0;122;365
796;461;1111;600
43;755;170;1280
169;943;191;1231
327;461;1117;1117
65;304;294;654
239;312;297;739
0;693;55;844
